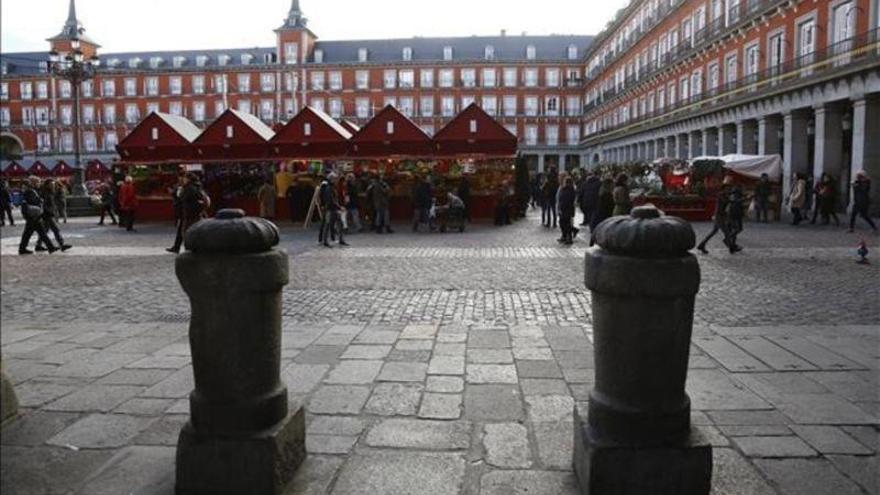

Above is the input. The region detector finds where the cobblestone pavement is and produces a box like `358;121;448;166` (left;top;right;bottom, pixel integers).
1;211;878;494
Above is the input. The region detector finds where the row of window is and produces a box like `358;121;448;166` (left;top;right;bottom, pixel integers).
586;2;857;134
3;93;583;129
28;130;120;153
284;42;581;65
1;66;584;101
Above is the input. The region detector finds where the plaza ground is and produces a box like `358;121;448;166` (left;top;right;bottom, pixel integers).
0;211;877;494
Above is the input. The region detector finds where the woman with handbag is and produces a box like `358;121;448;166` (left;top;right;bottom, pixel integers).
18;177;57;255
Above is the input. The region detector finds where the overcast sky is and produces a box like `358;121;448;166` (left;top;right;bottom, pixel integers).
2;0;626;54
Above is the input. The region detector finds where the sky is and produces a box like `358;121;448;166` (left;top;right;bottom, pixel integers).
1;0;627;54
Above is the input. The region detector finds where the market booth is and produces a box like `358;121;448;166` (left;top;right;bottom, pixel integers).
52;161;76;179
115;104;518;222
28;161;52;178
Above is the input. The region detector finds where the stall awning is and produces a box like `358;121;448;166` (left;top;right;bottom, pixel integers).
193;108;275;161
350;105;434;158
1;161;28;178
269;106;352;159
117;112;202;163
432;103;518;157
692;154;782;182
52;160;76;177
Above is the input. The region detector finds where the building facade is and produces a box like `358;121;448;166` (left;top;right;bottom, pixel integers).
579;0;880;208
0;0;592;172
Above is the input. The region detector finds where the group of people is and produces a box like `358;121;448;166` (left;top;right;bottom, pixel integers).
533;170;632;245
788;170;877;233
93;176;139;232
15;176;73;255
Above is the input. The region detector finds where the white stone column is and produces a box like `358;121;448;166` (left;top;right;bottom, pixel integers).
703;128;719;156
783;110;810;200
737;120;758;154
719;125;736;155
850;96;880;213
813;104;845;205
758;115;783;156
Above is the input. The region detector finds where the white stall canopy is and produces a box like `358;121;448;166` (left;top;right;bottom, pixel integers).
691;154;782;182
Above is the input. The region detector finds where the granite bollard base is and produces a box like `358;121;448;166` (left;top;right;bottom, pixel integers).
175;405;306;495
573;406;711;495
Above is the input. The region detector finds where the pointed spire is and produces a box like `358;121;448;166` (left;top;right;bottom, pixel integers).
283;0;308;28
48;0;98;46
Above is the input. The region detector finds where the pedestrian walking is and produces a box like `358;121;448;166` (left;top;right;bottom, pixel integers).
118;175;138;232
319;173;347;247
697;176;734;254
531;174;542;209
589;177;615;247
257;178;276;220
18;177;56;255
849;170;878;233
369;174;393;234
0;180;15;226
55;180;68;224
612;173;632;216
344;173;363;233
581;172;601;229
725;182;745;254
167;173;209;253
812;173;840;226
97;181;118;225
541;170;558;228
788;173;807;225
558;176;577;244
35;179;72;252
457;176;471;222
753;173;771;222
412;175;434;232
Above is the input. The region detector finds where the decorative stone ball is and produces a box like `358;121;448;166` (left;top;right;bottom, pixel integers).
184;209;280;254
592;204;695;257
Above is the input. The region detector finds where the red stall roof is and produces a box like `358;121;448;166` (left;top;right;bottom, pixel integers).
1;161;28;178
350;105;433;158
117;112;201;163
29;161;52;177
338;120;361;135
193;109;275;162
52;160;76;177
433;103;518;157
270;106;352;159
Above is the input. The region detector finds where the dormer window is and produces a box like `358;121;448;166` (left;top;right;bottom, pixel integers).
402;47;413;61
173;56;187;68
485;45;495;60
149;56;163;69
567;45;578;60
196;55;209;67
526;45;536;60
314;49;324;63
443;46;453;61
263;53;275;64
358;48;368;62
241;53;253;65
218;55;230;66
107;58;121;68
128;58;142;69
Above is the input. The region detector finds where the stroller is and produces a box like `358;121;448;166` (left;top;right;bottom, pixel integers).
438;195;466;233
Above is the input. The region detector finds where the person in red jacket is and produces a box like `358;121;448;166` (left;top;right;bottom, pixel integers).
118;175;139;232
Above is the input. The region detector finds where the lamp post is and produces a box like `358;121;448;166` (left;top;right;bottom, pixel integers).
48;41;98;197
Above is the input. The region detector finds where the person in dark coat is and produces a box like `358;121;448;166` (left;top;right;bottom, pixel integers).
0;180;14;226
812;173;840;226
698;176;734;254
558;177;577;244
319;173;347;247
412;176;434;232
541;170;558;228
35;179;71;252
531;174;542;209
166;174;191;253
98;180;118;225
589;177;614;247
725;184;745;253
581;172;601;229
753;173;771;222
18;177;56;255
457;177;471;222
849;170;877;233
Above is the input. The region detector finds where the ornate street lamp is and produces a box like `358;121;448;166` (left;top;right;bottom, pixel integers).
48;40;99;197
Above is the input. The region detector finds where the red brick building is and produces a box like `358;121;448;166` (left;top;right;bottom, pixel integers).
580;0;880;209
0;0;592;173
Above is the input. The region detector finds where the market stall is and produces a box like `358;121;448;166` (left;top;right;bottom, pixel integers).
52;160;76;178
28;161;52;178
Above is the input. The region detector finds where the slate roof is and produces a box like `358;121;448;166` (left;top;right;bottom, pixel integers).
1;35;592;76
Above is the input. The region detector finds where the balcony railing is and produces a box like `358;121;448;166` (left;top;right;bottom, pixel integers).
583;28;880;144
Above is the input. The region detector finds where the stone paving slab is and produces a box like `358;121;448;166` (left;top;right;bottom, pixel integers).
2;216;879;494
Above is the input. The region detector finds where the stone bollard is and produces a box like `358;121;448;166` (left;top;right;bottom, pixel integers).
574;205;711;495
174;209;305;495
